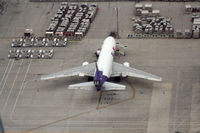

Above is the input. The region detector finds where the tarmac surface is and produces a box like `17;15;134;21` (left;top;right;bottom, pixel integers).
0;1;200;133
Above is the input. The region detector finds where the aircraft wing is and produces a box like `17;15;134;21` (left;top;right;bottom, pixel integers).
41;63;96;80
111;62;162;81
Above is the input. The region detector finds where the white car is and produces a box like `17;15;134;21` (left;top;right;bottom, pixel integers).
30;50;42;59
8;49;20;59
18;49;31;58
41;50;54;59
11;39;23;47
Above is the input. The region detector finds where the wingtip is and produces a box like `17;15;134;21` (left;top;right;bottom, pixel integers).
148;76;162;82
40;75;47;80
155;77;162;82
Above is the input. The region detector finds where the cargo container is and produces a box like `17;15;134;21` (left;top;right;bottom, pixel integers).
184;29;192;38
75;32;84;39
193;18;200;25
141;10;149;18
46;20;60;36
55;27;65;36
175;29;183;38
135;9;142;16
46;3;97;39
185;5;192;13
144;4;152;11
152;10;160;17
60;18;70;28
193;29;200;38
61;2;68;6
135;3;143;10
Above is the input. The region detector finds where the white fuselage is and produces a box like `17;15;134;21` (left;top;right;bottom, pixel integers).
97;36;116;78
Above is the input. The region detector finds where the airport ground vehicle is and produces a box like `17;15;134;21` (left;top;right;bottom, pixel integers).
41;50;54;59
8;49;20;59
30;49;42;59
18;50;31;58
11;38;23;47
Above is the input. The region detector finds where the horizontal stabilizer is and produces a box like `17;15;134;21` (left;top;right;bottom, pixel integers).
102;82;126;91
68;82;94;90
68;81;126;91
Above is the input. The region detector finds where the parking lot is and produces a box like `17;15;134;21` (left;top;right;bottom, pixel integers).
0;1;200;133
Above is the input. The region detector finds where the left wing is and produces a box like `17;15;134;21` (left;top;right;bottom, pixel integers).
41;63;96;80
111;62;162;81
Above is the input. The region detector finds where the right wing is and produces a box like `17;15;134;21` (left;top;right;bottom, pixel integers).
112;62;162;81
41;63;96;80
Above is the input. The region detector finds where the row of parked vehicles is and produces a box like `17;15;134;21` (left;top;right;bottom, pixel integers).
11;37;68;47
46;3;98;40
8;49;54;59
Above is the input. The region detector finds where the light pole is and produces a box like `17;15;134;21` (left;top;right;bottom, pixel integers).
115;7;120;39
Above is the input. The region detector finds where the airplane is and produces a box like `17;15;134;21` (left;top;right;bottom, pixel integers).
41;36;162;91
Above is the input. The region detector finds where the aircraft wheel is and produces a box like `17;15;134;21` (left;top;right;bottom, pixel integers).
88;77;93;81
114;77;121;82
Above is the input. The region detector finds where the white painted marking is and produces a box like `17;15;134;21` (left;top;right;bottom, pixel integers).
147;83;172;133
0;60;11;86
189;83;200;133
10;59;32;121
1;60;23;115
0;59;15;96
172;68;181;132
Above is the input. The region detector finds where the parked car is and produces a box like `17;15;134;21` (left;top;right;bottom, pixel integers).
52;38;59;47
53;38;67;47
11;39;23;47
22;40;33;47
18;49;31;58
8;49;20;59
30;50;42;59
41;50;54;59
33;39;45;47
